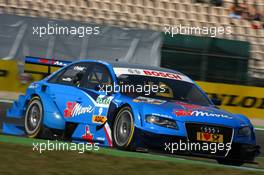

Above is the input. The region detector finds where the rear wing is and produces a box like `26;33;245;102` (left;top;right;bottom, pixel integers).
24;56;71;76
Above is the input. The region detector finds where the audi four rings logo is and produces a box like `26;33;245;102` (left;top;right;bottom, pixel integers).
200;126;220;134
128;69;141;75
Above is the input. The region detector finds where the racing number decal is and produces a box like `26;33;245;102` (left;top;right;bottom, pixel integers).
93;95;114;147
93;95;114;122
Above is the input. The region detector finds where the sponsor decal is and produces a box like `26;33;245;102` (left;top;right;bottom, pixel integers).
96;95;113;107
133;96;166;105
39;58;50;64
128;68;141;75
53;61;68;67
192;111;232;119
174;101;207;110
74;66;86;71
196;132;224;143
82;125;93;143
39;59;68;67
93;106;110;126
173;109;232;119
143;70;182;80
174;109;193;116
64;102;93;118
113;67;193;83
92;115;107;124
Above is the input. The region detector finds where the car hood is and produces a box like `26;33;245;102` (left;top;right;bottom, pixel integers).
138;98;247;127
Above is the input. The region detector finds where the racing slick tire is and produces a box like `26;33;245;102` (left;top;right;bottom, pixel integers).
113;106;135;150
24;96;49;139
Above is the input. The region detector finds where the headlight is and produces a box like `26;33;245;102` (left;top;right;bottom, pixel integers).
238;126;251;136
145;115;178;130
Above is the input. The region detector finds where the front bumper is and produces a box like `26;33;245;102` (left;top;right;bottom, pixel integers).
225;143;260;162
133;127;260;162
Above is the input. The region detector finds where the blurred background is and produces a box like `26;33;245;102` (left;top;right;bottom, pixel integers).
0;0;264;123
0;1;264;174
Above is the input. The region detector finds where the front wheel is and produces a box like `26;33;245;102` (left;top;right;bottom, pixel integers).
113;106;135;149
24;96;45;138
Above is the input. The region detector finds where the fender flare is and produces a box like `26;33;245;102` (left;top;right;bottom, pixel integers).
31;93;66;130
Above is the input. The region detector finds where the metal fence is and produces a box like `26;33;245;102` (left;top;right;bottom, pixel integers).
0;14;162;66
1;14;264;87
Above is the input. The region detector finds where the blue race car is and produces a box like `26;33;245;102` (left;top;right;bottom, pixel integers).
4;56;260;166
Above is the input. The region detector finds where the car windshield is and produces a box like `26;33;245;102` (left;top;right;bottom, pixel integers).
117;74;211;106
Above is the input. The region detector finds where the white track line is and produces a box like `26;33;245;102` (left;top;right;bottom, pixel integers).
255;128;264;131
0;99;13;103
231;166;264;172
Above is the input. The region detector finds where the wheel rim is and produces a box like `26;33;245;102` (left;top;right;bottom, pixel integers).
25;100;42;135
114;110;132;147
28;105;40;130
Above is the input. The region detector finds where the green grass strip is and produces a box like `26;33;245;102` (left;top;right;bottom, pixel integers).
0;134;263;173
255;125;264;129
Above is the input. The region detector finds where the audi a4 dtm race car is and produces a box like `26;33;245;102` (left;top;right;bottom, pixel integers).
3;56;260;166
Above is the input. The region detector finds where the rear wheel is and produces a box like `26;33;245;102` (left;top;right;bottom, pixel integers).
24;96;45;138
113;107;135;149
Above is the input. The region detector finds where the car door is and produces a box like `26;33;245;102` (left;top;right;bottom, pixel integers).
80;63;115;127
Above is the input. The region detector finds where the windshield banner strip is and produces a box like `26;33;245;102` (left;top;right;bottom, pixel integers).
113;67;193;83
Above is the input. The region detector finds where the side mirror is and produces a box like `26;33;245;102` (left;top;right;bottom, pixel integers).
211;98;222;106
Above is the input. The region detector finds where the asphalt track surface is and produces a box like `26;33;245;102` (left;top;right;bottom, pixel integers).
0;101;264;173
